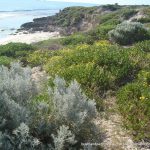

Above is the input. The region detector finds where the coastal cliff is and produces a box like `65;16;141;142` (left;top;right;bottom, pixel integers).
20;5;122;35
20;5;150;35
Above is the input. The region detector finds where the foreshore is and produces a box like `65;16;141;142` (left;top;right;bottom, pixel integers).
0;31;60;45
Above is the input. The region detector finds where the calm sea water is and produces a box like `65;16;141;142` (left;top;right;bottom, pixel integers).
0;0;95;40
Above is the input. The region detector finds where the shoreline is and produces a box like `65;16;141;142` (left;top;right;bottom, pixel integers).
0;31;60;45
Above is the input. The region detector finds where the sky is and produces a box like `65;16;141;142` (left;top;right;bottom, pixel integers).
39;0;150;5
0;0;93;11
0;0;149;11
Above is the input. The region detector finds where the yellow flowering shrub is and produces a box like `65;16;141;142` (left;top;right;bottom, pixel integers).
117;70;150;140
94;40;111;47
44;43;138;102
44;56;64;76
27;50;57;67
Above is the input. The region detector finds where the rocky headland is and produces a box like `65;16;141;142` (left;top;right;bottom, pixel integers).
19;5;122;35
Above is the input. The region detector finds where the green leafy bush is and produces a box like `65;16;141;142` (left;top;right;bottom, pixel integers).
0;56;13;66
0;43;35;58
27;50;58;67
109;22;150;45
133;40;150;52
87;25;115;41
99;11;121;26
61;34;87;45
117;70;150;140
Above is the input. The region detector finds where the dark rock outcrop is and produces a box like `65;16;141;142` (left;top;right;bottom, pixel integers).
20;6;116;35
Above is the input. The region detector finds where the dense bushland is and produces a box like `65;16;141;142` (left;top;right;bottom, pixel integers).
0;4;150;147
43;41;148;110
38;39;149;142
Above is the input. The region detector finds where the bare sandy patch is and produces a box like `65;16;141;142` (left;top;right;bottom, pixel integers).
0;31;60;45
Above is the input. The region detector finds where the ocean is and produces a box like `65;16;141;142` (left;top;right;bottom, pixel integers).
0;0;96;40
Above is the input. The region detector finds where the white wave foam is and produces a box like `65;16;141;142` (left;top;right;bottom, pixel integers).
0;13;14;19
0;12;21;19
0;9;58;19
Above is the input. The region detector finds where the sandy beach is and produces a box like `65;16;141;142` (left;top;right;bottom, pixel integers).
0;31;60;45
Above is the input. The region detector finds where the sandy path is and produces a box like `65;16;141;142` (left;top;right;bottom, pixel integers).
94;97;139;150
0;31;60;45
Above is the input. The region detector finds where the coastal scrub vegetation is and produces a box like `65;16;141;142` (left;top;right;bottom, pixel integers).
117;70;150;140
0;63;99;149
21;5;150;35
0;43;36;66
0;4;150;149
0;43;35;58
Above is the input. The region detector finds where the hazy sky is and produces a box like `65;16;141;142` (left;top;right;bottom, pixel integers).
0;0;149;11
0;0;93;11
41;0;150;5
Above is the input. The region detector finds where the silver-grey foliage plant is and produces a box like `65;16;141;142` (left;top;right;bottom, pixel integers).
0;63;38;130
0;62;37;105
48;77;97;129
52;125;76;150
0;63;97;149
109;21;150;45
0;63;41;149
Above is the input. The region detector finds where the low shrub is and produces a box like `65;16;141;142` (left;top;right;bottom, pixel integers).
133;40;150;52
109;22;150;45
27;50;58;67
87;25;115;41
0;56;13;66
61;34;87;45
52;6;97;27
33;38;63;51
117;70;150;140
0;43;35;58
99;11;121;26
